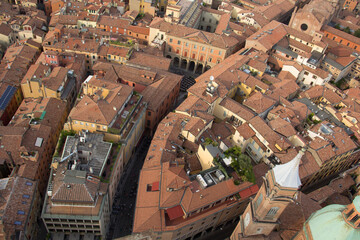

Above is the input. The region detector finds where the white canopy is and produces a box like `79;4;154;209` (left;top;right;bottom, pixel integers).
272;149;305;189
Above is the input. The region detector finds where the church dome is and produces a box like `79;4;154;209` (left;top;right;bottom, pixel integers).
306;196;360;240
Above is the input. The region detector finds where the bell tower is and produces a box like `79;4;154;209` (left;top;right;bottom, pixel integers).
231;148;305;239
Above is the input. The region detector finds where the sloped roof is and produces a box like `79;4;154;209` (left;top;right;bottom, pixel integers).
243;91;276;114
220;97;255;121
69;78;133;125
268;118;297;137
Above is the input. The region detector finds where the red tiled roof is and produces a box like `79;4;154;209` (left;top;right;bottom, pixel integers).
166;205;184;220
239;184;259;199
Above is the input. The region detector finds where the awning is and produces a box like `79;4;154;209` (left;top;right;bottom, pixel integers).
166;205;184;220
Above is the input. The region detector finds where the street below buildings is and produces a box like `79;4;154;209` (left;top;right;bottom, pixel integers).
198;222;237;240
107;135;152;240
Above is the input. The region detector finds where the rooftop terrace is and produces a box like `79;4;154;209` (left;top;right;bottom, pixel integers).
60;131;112;177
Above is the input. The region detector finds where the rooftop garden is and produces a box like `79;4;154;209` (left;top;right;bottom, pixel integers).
107;94;142;135
53;130;76;157
204;137;218;147
330;78;349;90
224;146;255;184
101;142;122;183
211;145;255;185
110;39;135;48
306;113;321;126
334;24;360;39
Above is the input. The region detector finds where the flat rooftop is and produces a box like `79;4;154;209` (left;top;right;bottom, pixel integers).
61;132;112;177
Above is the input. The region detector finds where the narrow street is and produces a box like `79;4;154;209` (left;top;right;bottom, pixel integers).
198;223;237;240
107;135;152;240
107;91;187;239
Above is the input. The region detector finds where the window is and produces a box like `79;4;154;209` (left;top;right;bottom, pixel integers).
208;57;212;62
194;44;197;49
148;112;151;116
169;38;173;43
312;75;317;79
17;210;25;215
168;47;171;52
91;124;95;127
23;194;30;199
80;122;83;125
210;49;213;53
26;182;33;186
74;121;78;124
14;221;22;225
219;51;222;55
254;193;263;210
177;40;181;44
304;71;309;76
202;47;205;51
186;42;188;47
265;207;279;220
103;126;106;130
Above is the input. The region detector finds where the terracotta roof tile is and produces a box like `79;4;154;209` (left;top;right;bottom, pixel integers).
323;25;360;45
69;77;133;125
219;97;255;121
97;15;131;28
243;91;276;114
268;118;297;137
127;51;171;71
236;123;256;139
300;85;343;104
150;18;240;49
